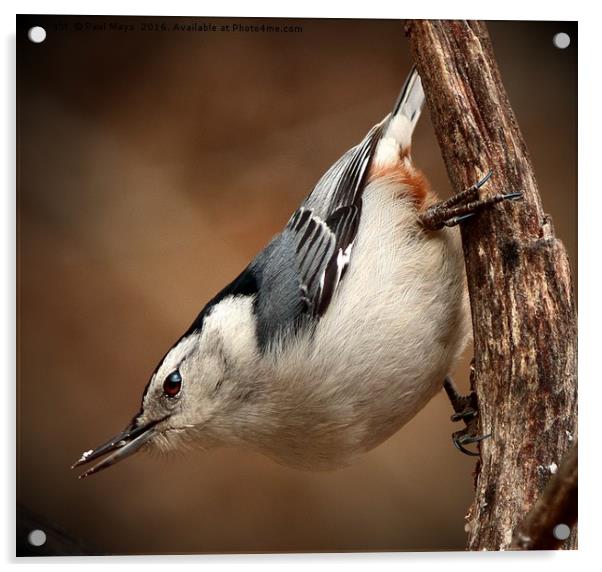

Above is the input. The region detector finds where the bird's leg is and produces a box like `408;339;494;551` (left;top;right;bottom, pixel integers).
419;170;522;230
443;374;491;457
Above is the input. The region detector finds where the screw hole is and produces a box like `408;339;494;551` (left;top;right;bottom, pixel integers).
553;523;571;540
553;32;570;49
27;529;46;547
27;26;46;44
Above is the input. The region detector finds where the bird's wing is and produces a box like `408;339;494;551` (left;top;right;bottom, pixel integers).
252;123;383;349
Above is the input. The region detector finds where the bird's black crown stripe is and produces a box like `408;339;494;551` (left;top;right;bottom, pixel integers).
182;266;259;338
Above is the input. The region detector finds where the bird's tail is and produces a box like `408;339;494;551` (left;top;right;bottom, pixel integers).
383;65;425;155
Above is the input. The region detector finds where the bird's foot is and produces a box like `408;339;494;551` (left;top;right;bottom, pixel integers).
443;375;490;457
419;169;522;230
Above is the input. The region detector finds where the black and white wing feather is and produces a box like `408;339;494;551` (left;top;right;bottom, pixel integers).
250;123;383;348
284;123;383;317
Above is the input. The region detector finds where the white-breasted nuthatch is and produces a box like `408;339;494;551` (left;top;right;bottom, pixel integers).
73;67;520;477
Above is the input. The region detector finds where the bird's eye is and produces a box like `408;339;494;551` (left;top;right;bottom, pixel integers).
163;370;182;398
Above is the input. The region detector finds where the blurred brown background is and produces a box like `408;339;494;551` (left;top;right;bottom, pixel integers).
16;16;577;554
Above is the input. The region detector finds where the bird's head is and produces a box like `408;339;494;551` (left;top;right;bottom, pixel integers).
72;294;261;478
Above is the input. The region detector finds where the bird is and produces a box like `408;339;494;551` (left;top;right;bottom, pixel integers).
72;66;519;478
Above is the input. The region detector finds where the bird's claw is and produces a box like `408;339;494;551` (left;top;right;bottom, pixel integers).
443;375;490;457
452;431;492;456
419;168;523;230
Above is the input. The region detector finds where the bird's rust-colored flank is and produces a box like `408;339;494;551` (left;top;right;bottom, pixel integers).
368;159;432;208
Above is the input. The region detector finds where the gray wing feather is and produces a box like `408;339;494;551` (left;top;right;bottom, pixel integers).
252;234;309;349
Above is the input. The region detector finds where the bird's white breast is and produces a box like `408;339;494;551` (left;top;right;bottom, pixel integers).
252;179;471;469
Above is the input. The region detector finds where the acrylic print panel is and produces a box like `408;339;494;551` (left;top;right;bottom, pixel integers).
16;15;577;555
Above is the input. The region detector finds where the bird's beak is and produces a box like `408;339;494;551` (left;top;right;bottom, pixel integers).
71;415;168;479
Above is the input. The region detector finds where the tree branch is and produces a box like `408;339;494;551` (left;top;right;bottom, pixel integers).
405;20;577;550
511;441;578;550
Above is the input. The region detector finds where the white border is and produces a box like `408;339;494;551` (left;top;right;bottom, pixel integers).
3;1;597;570
0;0;588;19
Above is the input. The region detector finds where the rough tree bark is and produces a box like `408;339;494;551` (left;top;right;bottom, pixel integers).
405;20;577;550
511;440;578;550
